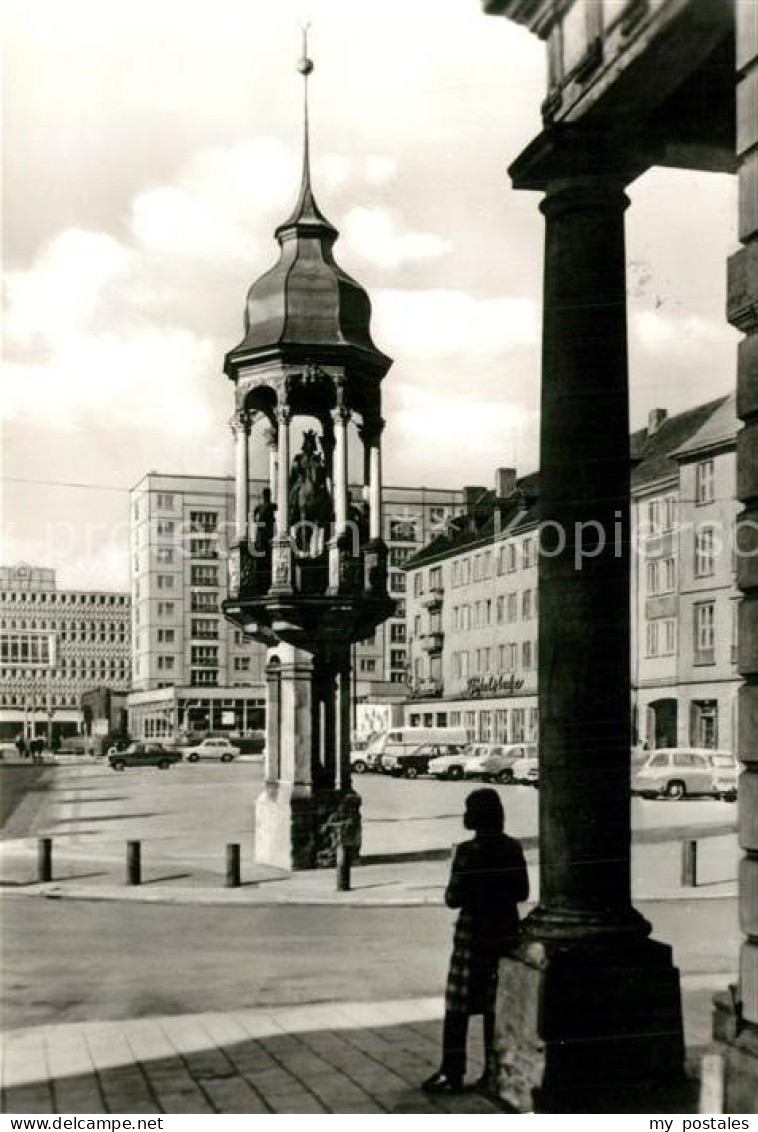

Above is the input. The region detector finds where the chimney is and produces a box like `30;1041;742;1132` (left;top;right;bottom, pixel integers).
495;467;517;498
647;408;667;436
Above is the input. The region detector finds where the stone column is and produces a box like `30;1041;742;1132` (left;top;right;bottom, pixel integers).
265;425;278;498
368;422;384;541
275;404;291;533
714;5;758;1111
332;405;350;535
271;402;293;593
492;140;683;1111
232;410;251;543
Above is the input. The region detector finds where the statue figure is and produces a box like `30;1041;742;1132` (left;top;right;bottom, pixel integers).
289;429;332;555
252;487;277;555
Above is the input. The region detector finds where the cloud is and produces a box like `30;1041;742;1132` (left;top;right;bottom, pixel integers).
341;206;450;269
372;288;538;354
631;309;737;359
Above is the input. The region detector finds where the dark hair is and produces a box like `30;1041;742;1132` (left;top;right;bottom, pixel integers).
463;788;504;835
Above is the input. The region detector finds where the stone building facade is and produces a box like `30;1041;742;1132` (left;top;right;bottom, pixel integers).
0;564;131;741
406;396;740;754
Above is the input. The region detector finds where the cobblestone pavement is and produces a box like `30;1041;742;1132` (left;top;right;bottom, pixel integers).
1;998;503;1115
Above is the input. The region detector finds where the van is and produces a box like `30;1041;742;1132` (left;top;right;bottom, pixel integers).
364;727;468;772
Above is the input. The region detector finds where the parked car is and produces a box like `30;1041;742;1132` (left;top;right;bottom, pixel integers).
463;743;537;784
631;747;736;800
427;747;474;780
108;742;183;771
382;743;455;779
511;753;539;787
182;737;238;763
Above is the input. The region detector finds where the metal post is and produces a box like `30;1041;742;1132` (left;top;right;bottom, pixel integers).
681;839;698;888
37;837;52;883
226;843;241;888
336;843;352;891
126;840;142;886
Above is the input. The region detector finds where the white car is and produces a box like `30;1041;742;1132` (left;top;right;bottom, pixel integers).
427;747;473;780
183;738;238;763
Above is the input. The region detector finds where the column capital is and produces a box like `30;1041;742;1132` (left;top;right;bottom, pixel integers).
331;404;352;427
229;408;253;436
276;403;293;426
509;124;650;194
359;416;385;445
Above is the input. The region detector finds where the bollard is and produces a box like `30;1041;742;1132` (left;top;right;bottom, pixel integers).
681;838;698;887
226;843;241;888
126;840;142;886
699;1052;725;1114
336;843;352;892
37;837;52;883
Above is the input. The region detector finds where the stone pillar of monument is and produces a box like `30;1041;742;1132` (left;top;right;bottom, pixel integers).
491;134;684;1111
232;410;251;544
713;5;758;1111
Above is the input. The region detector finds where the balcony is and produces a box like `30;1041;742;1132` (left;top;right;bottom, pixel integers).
420;631;444;654
408;679;443;700
421;584;444;610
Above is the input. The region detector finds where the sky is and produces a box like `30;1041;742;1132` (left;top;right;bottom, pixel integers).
2;0;740;590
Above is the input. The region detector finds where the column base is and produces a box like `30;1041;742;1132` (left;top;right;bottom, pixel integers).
254;782;361;871
714;993;758;1112
494;935;684;1112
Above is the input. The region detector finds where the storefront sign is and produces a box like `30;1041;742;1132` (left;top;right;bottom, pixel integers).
465;675;525;699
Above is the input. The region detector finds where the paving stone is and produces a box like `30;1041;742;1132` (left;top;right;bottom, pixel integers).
199;1075;270;1114
50;1072;105;1115
3;1084;55;1113
246;1065;305;1097
2;1034;48;1089
265;1091;326;1113
96;1065;156;1112
222;1042;279;1075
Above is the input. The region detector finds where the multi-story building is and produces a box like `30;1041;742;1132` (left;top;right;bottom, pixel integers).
128;472;462;738
406;396;741;753
0;564;131;741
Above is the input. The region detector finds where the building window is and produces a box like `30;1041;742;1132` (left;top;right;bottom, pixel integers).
234;656;250;672
506;544;517;573
521;589;533;620
191;669;218;687
647;499;661;535
157;655;175;671
663;495;677;532
695;459;715;505
390;648;406;669
663;619;676;656
157;519;175;537
646;621;659;658
157;601;175;616
429;566;442;591
507;593;518;623
522;640;533;670
192;618;218;639
156;548;174;564
191;645;218;667
190;538;217;559
430;506;447;526
190;511;218;533
512;708;525;742
359;658;377;674
663;558;676;593
395;599;406;618
413;573;424;597
389;572;406;592
694;601;715;665
388;519;417;542
191;565;218;587
390;546;412;568
191;592;219;613
156;493;175;511
157;574;174;590
157;628;175;643
522;538;535;569
390;623;406;643
646;562;658;595
694;526;716;578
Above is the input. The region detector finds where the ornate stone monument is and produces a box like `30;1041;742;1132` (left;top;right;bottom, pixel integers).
222;36;394;870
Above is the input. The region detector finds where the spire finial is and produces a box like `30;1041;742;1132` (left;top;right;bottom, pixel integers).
297;24;314;184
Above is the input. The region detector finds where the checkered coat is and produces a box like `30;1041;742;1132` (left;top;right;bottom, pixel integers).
444;834;529;1016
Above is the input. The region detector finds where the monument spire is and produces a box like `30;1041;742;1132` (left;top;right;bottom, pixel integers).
276;24;337;237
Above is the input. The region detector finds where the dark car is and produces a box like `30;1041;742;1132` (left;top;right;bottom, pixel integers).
108;742;182;771
381;743;451;779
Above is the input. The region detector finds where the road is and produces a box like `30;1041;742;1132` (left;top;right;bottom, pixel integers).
2;759;738;868
0;894;739;1033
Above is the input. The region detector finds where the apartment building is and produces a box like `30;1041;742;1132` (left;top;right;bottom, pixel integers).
0;564;131;741
406;396;741;752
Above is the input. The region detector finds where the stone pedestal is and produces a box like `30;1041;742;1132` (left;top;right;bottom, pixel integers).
254;783;360;870
495;939;683;1112
254;643;359;870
